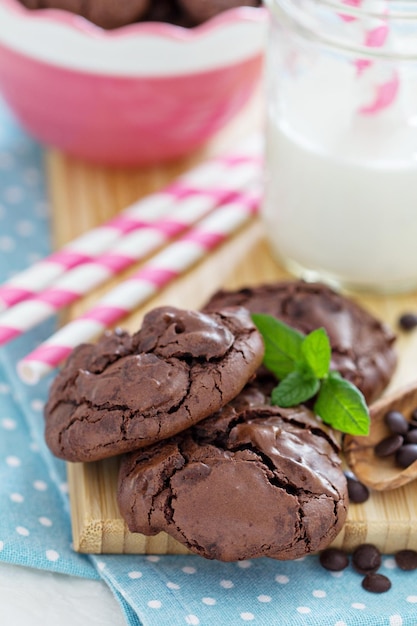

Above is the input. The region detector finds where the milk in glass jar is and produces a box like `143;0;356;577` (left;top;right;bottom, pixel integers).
263;0;417;293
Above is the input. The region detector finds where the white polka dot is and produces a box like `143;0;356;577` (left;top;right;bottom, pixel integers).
352;603;366;610
331;571;344;578
27;252;42;264
0;236;15;252
59;482;69;494
167;582;180;590
16;526;29;536
406;596;417;603
16;220;34;237
334;622;347;626
4;186;23;203
240;613;255;621
220;580;234;589
96;561;106;571
0;383;10;393
46;550;59;562
0;152;14;168
147;600;161;609
34;201;49;218
275;574;289;584
257;595;271;603
384;558;397;570
23;167;41;185
389;616;403;626
182;566;196;574
146;555;160;563
6;456;21;467
29;442;39;452
237;560;252;569
313;589;326;598
33;480;48;491
2;418;16;430
128;571;142;579
297;607;311;614
10;493;24;503
30;399;44;412
0;541;4;551
39;517;52;527
202;597;216;606
185;616;199;625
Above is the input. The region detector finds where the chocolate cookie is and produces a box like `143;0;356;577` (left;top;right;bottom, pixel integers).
19;0;262;28
177;0;261;26
204;281;397;403
117;385;348;561
19;0;151;29
44;306;264;462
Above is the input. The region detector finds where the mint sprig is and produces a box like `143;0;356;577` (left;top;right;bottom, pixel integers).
252;313;370;436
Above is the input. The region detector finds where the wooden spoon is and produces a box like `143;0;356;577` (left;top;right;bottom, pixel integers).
344;380;417;491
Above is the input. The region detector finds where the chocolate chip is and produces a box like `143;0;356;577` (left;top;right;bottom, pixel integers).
362;572;392;593
395;549;417;571
319;548;349;571
346;475;370;504
375;434;404;457
352;543;381;574
398;312;417;331
384;410;409;435
396;443;417;468
405;429;417;444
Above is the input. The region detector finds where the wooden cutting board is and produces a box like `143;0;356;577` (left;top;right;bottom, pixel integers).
47;96;417;556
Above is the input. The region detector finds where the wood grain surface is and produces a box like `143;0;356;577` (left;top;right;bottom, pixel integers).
47;95;417;555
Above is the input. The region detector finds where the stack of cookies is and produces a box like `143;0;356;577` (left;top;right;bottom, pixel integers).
44;281;397;561
18;0;262;30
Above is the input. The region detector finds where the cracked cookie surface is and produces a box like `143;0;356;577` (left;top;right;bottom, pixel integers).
44;306;264;462
117;385;348;561
204;280;397;403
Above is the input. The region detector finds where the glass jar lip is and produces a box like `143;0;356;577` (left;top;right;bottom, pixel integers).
265;0;417;61
265;0;417;21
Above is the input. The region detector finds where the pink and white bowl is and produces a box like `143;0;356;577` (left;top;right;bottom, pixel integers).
0;0;267;165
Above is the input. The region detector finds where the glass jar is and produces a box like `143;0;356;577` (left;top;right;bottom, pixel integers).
262;0;417;293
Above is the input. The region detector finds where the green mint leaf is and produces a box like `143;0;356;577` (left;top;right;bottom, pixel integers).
301;327;331;379
271;370;320;407
251;313;304;379
314;371;370;436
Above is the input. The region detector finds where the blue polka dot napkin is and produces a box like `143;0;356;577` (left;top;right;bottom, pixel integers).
0;97;416;626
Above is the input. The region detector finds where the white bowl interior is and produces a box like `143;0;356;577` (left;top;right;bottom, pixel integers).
0;1;268;76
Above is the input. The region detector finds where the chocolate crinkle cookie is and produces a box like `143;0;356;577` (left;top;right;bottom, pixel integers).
19;0;152;30
44;306;264;462
176;0;261;25
203;280;397;403
19;0;262;29
117;385;348;561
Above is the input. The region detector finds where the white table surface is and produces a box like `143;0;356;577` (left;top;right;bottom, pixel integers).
0;561;126;625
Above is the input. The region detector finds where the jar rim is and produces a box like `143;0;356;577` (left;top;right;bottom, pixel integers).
265;0;417;61
265;0;417;21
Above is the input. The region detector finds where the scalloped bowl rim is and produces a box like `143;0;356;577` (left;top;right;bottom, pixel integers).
0;0;268;75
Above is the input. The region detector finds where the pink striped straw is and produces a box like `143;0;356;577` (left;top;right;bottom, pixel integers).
341;0;398;115
0;161;260;347
0;133;262;311
18;187;261;385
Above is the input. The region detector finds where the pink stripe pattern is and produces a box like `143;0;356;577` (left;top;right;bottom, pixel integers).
0;172;261;347
0;133;262;311
47;249;96;267
135;267;179;287
341;0;397;116
18;187;261;385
